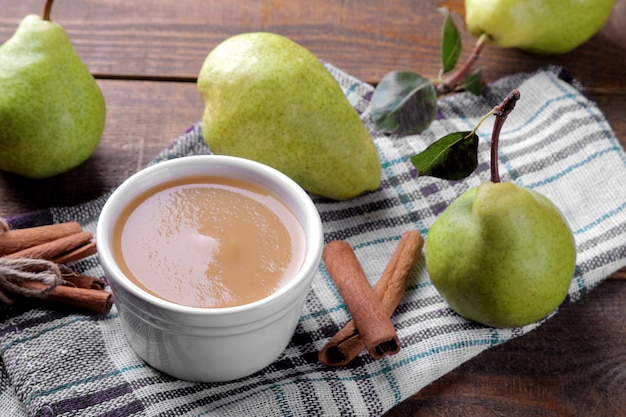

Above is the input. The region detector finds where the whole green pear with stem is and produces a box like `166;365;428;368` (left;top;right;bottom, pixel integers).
0;0;106;178
465;0;616;54
425;90;576;328
197;32;381;201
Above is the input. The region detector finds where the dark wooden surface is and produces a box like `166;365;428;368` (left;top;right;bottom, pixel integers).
1;1;625;415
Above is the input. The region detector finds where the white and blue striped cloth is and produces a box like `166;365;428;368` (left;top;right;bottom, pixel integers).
1;64;625;416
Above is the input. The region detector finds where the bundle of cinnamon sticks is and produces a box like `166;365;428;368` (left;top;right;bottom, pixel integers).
319;230;424;367
0;220;112;315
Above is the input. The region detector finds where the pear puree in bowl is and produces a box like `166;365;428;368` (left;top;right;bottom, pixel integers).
112;175;306;308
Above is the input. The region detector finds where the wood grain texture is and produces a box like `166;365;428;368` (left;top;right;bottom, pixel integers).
0;0;625;415
1;0;624;87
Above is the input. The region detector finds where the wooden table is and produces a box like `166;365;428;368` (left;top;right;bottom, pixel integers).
1;1;625;415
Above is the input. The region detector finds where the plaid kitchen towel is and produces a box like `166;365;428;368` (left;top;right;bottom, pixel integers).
1;64;626;417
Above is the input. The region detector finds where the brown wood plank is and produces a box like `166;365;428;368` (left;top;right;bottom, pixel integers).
1;0;624;90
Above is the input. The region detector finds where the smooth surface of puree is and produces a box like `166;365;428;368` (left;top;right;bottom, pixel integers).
112;176;306;308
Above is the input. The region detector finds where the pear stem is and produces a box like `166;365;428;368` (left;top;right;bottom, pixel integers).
43;0;55;21
435;33;488;95
490;89;521;183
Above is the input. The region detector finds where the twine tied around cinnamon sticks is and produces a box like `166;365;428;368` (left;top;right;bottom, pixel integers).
319;230;424;367
0;218;112;315
0;256;62;303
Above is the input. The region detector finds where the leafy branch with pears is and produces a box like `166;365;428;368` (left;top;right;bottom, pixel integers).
371;0;617;138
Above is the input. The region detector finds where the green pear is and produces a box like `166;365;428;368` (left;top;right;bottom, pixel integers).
465;0;616;54
197;32;381;201
0;1;105;179
425;181;576;328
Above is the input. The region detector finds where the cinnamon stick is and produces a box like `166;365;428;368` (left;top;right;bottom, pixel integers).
375;230;425;315
319;230;424;367
322;240;400;361
52;241;97;264
0;222;110;315
19;281;112;315
60;265;106;290
4;231;93;261
0;222;82;256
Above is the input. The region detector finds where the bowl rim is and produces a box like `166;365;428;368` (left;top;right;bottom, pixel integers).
96;154;323;317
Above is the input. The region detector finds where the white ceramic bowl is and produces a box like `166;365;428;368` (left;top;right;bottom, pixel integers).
97;155;323;382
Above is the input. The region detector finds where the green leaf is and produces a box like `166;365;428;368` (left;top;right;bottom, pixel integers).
410;130;479;180
440;8;462;73
459;68;482;95
371;71;438;135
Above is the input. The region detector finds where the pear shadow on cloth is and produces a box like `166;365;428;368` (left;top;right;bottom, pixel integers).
0;155;110;215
